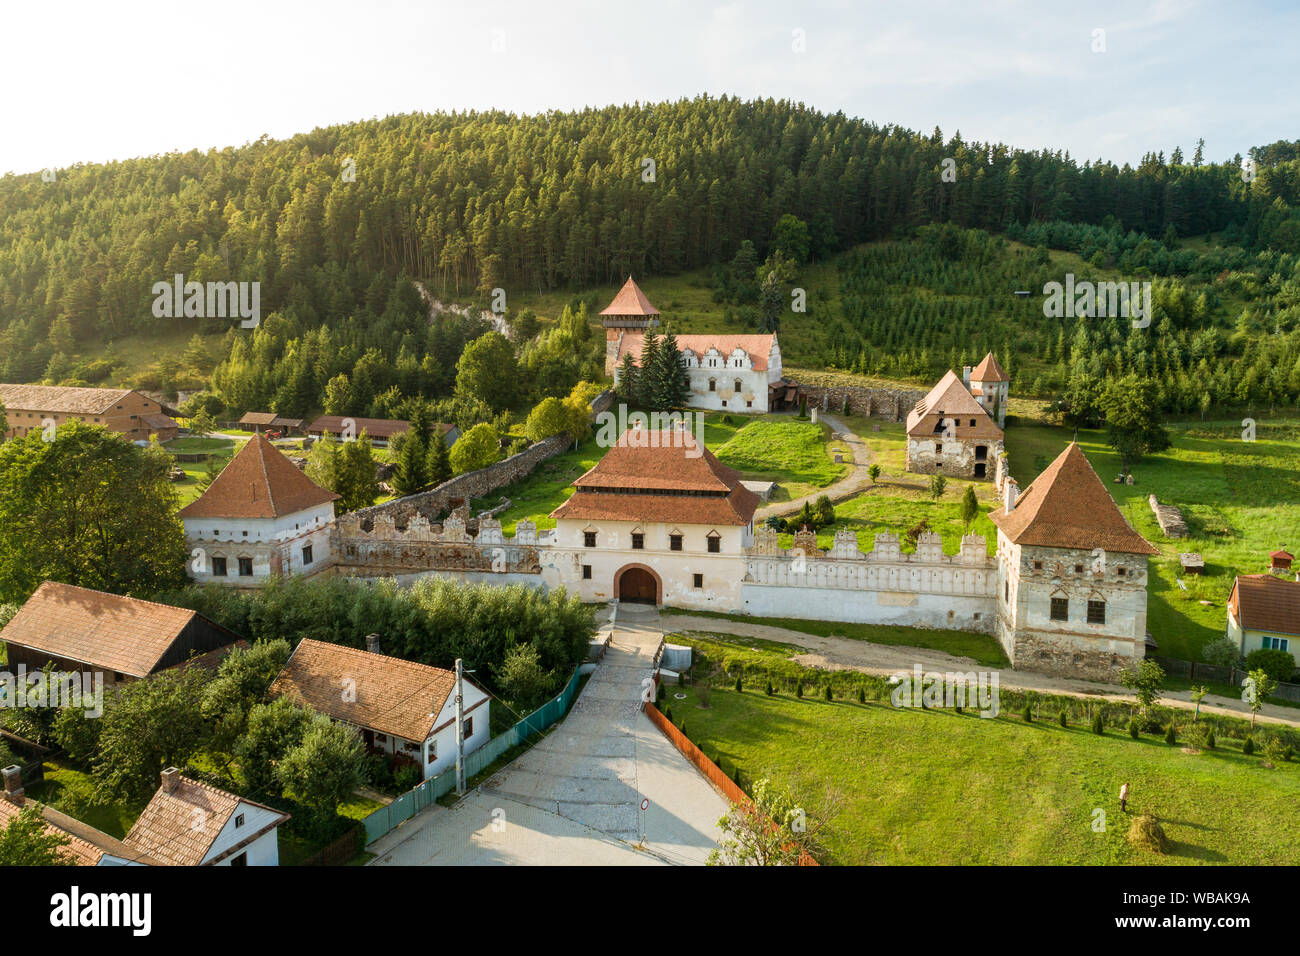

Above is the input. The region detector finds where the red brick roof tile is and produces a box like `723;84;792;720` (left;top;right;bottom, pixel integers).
177;433;338;520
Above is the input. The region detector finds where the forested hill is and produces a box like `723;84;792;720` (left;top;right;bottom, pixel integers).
2;96;1299;357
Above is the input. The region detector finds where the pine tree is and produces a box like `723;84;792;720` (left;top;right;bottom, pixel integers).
426;431;451;486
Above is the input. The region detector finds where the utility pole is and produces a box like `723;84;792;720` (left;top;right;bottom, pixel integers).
455;658;466;795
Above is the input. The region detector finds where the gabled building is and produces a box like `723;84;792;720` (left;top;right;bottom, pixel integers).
551;427;759;609
178;433;339;586
989;442;1158;679
0;384;179;442
268;638;490;780
0;582;243;685
601;277;783;413
1227;574;1300;659
124;768;288;866
304;416;458;448
964;352;1010;428
905;369;1004;480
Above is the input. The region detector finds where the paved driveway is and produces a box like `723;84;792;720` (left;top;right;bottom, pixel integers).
369;605;728;866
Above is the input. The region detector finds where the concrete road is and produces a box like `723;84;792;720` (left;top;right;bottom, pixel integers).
368;604;728;866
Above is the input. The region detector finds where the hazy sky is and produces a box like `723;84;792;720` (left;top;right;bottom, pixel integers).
3;0;1295;176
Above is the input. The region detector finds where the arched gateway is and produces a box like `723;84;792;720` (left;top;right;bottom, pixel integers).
615;564;661;605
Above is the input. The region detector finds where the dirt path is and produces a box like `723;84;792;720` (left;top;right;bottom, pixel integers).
665;613;1300;729
756;412;874;520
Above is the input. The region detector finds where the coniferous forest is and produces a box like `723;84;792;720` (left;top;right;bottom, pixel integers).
2;96;1299;421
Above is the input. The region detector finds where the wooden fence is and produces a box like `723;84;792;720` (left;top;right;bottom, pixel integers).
299;824;364;866
1150;655;1300;703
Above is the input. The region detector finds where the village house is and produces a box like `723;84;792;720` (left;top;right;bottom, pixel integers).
905;369;1005;479
179;433;339;586
0;384;180;442
989;443;1158;680
124;768;289;866
269;637;490;780
237;411;306;436
0;581;244;685
305;415;460;449
1227;574;1300;661
1;766;157;865
601;277;783;413
550;426;759;610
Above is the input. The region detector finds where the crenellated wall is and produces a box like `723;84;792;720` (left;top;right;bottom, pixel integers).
739;527;999;631
332;514;552;578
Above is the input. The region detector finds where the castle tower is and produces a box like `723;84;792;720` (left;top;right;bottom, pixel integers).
965;352;1009;428
601;276;660;377
990;443;1158;680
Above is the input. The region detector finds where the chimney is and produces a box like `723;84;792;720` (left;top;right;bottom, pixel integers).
2;765;24;805
962;366;971;387
161;767;181;793
366;633;382;654
1004;479;1019;514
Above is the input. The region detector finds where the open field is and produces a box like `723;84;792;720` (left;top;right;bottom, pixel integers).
667;638;1300;866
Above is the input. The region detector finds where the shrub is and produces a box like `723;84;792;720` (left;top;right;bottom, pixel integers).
1245;648;1296;683
663;705;672;722
734;676;743;693
868;463;881;482
394;762;421;792
1058;709;1068;728
824;684;833;701
1126;814;1170;854
679;721;687;738
720;413;734;426
795;683;803;699
1128;718;1140;739
1260;735;1291;763
1021;702;1033;723
856;687;865;704
1200;635;1240;668
1206;730;1216;749
1164;723;1177;745
1242;736;1255;755
732;766;741;786
1091;712;1105;735
765;680;774;696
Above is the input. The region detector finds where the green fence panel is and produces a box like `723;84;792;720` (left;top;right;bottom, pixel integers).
362;664;583;846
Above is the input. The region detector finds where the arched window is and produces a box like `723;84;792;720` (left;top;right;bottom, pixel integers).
709;378;716;392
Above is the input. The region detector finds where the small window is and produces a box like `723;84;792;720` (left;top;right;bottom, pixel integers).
631;533;644;550
230;852;247;866
734;379;742;392
1074;564;1083;574
1087;600;1106;624
1264;636;1290;652
746;401;753;408
238;557;253;577
1050;597;1068;621
1033;561;1042;570
583;531;597;548
302;545;313;565
212;557;228;577
234;813;245;829
582;564;592;580
708;379;716;392
463;716;473;738
707;534;720;554
427;741;438;762
721;400;727;407
693;573;703;588
969;419;976;427
1117;567;1126;576
376;733;387;743
935;443;942;454
669;534;682;551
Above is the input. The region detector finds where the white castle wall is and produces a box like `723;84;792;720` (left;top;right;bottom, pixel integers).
739;528;998;632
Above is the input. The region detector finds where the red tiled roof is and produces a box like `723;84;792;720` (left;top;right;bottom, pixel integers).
1230;574;1300;636
0;798;157;865
553;429;759;526
269;639;463;742
989;442;1158;554
600;277;660;316
177;433;338;520
970;352;1009;382
305;415;413;440
124;773;288;866
906;370;1003;439
613;333;776;372
1;582;208;678
0;384;134;415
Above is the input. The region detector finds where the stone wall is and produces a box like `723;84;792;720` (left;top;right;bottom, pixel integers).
796;385;925;422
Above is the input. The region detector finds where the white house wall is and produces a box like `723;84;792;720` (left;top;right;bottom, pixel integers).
426;686;491;779
201;801;284;866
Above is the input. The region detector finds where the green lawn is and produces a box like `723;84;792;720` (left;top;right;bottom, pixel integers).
668;669;1300;865
662;608;1008;666
25;760;145;839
